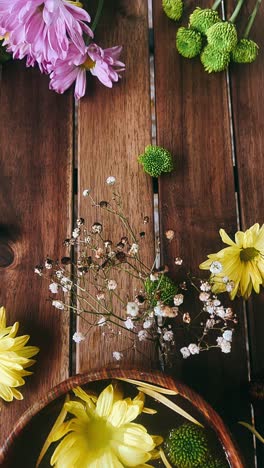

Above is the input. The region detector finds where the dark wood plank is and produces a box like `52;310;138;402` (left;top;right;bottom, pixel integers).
228;0;264;464
153;0;254;465
77;0;156;372
0;62;72;451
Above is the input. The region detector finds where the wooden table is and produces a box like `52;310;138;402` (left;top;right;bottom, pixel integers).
0;1;263;466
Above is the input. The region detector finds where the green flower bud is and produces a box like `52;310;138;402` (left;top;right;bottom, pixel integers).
189;7;221;35
162;0;183;21
138;145;173;177
145;275;178;306
231;38;259;64
201;45;230;73
206;22;238;52
176;27;203;58
164;423;209;468
0;40;11;64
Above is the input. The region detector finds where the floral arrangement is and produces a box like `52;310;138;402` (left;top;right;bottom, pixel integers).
35;177;238;364
0;306;39;402
36;379;227;468
164;0;262;73
36;379;228;467
0;0;125;99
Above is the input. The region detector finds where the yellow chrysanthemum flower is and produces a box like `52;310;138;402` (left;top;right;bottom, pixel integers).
0;306;39;402
39;383;162;468
200;224;264;299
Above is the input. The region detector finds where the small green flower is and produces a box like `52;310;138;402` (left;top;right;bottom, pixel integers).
145;275;177;306
138;145;173;177
164;423;209;468
201;45;230;73
0;40;11;64
206;22;238;52
176;27;203;58
231;38;259;63
162;0;183;21
189;8;221;35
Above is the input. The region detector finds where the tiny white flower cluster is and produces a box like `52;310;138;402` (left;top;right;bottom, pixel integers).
36;182;238;365
180;279;236;358
72;332;85;343
107;279;117;290
112;351;123;361
180;343;200;359
216;329;233;353
49;274;72;297
222;275;235;293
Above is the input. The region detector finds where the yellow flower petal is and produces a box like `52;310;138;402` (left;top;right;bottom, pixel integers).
96;384;114;417
0;308;38;403
8;322;19;338
0;307;6;330
118;378;178;395
94;450;124;468
115;423;155;451
220;228;236;246
72;386;97;404
108;400;128;427
115;444;151;466
0;364;25;386
0;383;14;402
64;401;89;422
36;394;70;467
136;386;203;426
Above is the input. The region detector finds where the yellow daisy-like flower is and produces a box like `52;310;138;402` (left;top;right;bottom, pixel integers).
200;224;264;299
0;306;39;402
42;383;162;468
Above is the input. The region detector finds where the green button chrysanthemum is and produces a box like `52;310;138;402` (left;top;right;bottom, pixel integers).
231;38;259;63
162;0;183;21
201;45;230;73
164;423;209;468
176;27;203;58
206;22;238;52
145;274;178;306
138;145;173;177
189;7;221;35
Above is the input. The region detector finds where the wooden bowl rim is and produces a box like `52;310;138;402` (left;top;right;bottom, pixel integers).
0;368;244;467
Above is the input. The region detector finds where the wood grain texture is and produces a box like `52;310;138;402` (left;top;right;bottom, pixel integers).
153;0;254;465
2;368;243;467
77;0;156;372
0;62;72;450
228;0;264;464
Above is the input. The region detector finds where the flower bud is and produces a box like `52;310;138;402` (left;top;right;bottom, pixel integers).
231;38;259;64
206;22;237;52
189;8;221;35
176;27;203;58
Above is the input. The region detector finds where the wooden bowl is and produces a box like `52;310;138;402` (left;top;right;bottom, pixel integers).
1;368;244;467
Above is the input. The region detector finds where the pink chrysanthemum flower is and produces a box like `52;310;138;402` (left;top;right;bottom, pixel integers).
49;43;125;99
0;0;93;65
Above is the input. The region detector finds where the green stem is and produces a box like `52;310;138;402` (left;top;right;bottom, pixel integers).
91;0;105;32
229;0;245;23
244;0;262;38
212;0;223;11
